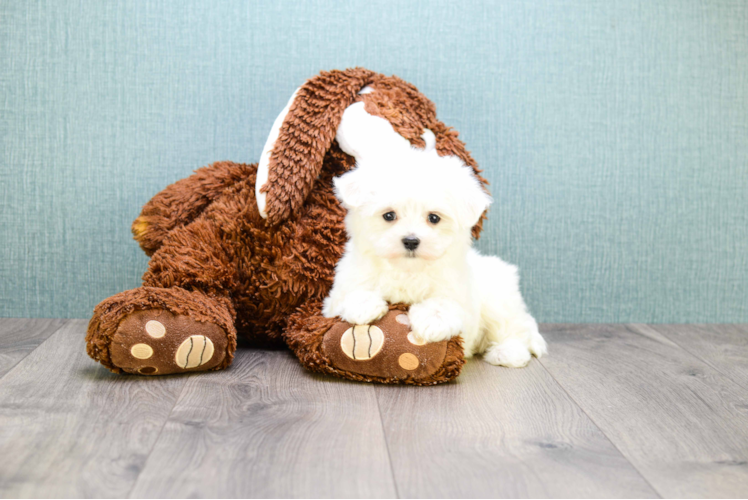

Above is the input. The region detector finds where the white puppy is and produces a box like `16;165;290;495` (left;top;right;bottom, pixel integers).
322;146;547;368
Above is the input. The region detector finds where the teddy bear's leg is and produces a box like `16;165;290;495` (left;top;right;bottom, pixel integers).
132;161;255;256
285;302;465;386
86;286;237;375
88;199;250;375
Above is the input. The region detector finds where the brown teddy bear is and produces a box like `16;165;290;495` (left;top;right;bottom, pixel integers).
86;68;489;385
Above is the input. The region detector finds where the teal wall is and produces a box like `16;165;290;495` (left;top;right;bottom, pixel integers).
2;0;747;322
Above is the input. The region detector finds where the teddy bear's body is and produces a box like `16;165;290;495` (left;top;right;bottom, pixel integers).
139;152;350;347
86;68;485;384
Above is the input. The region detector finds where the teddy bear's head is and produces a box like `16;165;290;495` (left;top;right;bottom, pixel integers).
255;68;489;239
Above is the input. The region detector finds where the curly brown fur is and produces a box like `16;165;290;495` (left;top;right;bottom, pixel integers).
141;158;351;347
133;163;255;256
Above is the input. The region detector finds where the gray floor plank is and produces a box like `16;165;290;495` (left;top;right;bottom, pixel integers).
129;349;397;499
644;324;748;390
540;324;748;498
0;318;66;378
4;320;747;498
375;358;658;498
0;320;188;498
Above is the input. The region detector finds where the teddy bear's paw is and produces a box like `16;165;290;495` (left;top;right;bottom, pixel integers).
108;310;230;375
320;309;462;383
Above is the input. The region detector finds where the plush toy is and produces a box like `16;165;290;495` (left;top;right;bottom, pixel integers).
86;68;489;385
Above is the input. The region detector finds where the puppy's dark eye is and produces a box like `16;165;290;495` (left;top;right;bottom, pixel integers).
428;213;441;224
383;211;397;222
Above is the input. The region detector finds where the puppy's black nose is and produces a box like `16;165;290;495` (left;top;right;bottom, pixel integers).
402;236;420;251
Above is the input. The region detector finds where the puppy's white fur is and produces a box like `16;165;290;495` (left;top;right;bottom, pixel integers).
322;146;547;367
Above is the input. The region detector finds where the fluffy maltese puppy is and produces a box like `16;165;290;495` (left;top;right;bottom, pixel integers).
322;145;547;368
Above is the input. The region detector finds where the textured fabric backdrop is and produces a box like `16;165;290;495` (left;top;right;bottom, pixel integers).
1;0;747;322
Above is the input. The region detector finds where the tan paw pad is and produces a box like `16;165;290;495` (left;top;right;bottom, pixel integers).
407;332;427;346
145;320;166;338
398;353;420;371
175;335;215;369
340;325;384;360
131;343;154;359
395;313;410;326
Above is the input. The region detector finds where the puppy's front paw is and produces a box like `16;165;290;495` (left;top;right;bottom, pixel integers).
338;291;389;325
409;299;463;343
484;339;533;368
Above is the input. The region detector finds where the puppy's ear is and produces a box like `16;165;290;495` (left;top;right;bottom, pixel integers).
453;167;493;229
333;169;371;210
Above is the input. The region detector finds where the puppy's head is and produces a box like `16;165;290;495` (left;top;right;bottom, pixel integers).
334;150;492;262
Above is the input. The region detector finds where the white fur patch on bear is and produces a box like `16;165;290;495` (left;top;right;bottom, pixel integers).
336;102;411;160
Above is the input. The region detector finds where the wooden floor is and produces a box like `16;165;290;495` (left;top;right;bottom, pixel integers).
0;320;747;498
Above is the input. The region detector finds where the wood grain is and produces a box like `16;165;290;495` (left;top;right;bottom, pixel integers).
0;319;188;498
0;318;66;378
375;358;657;498
644;324;748;390
540;323;748;498
129;349;397;498
3;320;748;498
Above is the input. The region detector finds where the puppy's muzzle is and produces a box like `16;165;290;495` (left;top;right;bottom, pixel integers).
402;236;420;251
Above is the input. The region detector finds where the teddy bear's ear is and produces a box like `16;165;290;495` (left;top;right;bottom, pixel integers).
456;171;493;229
256;68;378;225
